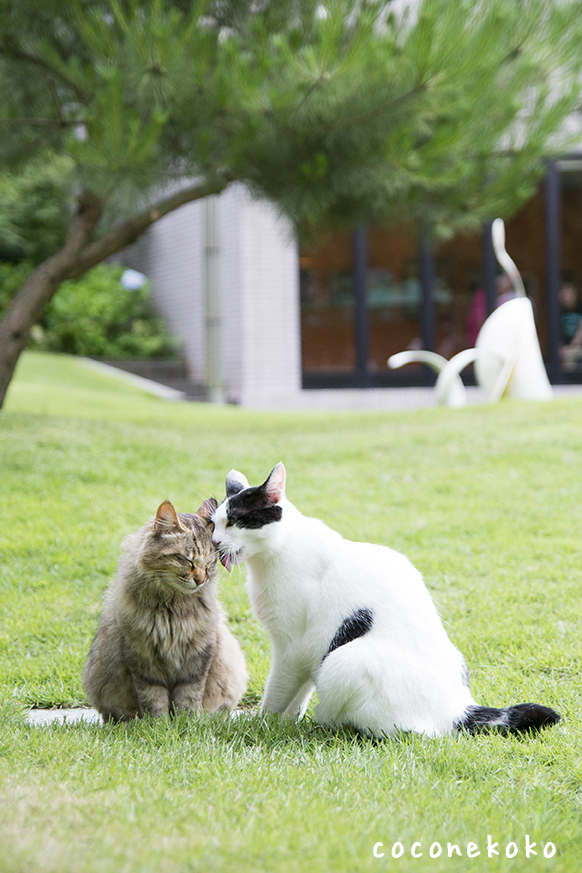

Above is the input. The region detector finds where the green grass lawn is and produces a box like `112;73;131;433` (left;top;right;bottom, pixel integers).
1;351;582;872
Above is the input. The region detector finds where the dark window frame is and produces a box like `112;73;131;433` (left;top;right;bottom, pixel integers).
301;156;582;389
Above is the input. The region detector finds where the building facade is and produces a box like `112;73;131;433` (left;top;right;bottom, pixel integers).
128;156;582;408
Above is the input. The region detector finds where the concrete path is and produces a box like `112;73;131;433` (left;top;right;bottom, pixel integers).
80;356;582;411
81;358;186;401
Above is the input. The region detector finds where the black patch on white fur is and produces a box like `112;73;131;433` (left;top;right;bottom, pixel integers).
226;485;282;530
323;608;374;661
457;702;561;735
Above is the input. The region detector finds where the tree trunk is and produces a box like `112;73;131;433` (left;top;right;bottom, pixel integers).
0;174;230;410
0;191;104;409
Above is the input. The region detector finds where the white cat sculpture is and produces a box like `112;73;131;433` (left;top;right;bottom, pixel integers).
388;219;553;407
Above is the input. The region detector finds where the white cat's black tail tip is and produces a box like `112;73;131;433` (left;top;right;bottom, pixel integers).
457;703;561;735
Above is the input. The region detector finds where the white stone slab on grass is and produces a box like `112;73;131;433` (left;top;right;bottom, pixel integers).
26;708;102;726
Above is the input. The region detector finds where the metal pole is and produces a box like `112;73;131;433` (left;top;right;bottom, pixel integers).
419;224;435;352
353;225;369;386
204;195;224;403
482;220;496;315
544;160;561;380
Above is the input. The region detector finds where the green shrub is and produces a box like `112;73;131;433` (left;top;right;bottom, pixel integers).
37;263;179;358
0;261;179;358
0;261;34;315
0;155;72;265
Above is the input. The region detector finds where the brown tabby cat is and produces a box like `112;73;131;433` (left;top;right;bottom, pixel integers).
83;499;247;722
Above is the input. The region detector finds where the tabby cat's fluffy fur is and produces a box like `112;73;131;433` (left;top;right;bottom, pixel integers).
83;499;247;722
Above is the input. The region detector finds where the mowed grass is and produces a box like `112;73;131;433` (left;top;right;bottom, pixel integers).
1;351;582;873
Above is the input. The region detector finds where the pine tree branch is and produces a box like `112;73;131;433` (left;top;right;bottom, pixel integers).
0;117;82;127
0;40;92;103
290;71;330;117
66;173;235;279
317;82;428;134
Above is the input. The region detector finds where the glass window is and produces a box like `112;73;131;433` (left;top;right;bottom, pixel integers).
504;191;547;354
300;233;355;374
432;191;547;361
432;232;482;359
298;177;577;386
560;168;582;374
366;226;422;372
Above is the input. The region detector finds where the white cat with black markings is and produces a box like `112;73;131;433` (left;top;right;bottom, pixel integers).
212;463;560;737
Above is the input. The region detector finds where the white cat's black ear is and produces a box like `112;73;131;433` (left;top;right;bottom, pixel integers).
154;501;181;530
263;462;286;503
226;470;249;497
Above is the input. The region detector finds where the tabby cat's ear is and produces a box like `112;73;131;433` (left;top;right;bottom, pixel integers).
226;469;249;497
154;501;181;531
263;462;286;503
197;497;219;524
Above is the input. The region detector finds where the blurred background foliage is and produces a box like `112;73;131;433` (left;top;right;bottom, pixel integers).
0;154;71;264
1;0;582;370
2;0;582;232
37;264;178;358
0;259;178;358
0;155;177;357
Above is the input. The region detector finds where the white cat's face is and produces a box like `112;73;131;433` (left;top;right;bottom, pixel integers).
212;464;286;570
